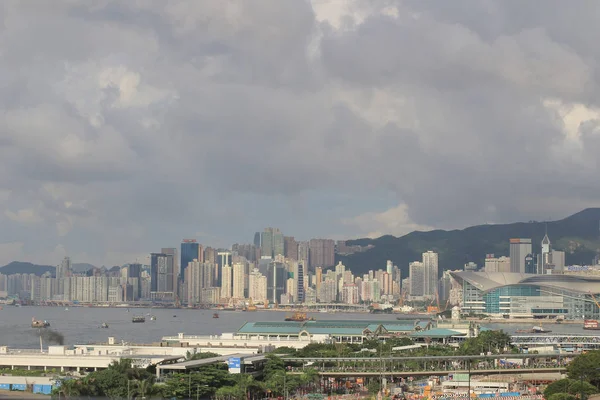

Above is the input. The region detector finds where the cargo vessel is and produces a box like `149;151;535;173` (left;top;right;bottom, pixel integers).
515;325;551;334
583;320;600;330
31;318;50;328
284;312;314;322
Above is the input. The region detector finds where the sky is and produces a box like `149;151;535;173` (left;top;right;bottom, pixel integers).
1;0;599;267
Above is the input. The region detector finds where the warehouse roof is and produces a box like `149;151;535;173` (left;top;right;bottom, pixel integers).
236;320;431;336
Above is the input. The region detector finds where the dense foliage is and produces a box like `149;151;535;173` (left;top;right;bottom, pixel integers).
544;379;598;400
567;350;600;387
49;330;518;399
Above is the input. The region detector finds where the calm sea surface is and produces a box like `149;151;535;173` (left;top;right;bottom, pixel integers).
0;306;593;349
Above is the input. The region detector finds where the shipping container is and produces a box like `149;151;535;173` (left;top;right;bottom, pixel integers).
11;384;26;391
33;384;53;394
0;384;10;390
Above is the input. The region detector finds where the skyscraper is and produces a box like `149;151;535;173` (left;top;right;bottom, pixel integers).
161;247;178;296
297;241;310;266
296;261;305;303
260;228;284;258
509;239;532;273
150;252;174;297
232;262;245;299
308;239;335;270
221;265;232;299
266;261;286;303
180;240;200;280
409;261;424;296
284;236;298;260
422;251;438;297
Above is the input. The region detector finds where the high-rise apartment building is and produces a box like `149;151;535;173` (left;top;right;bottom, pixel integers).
232;262;245;299
296;261;305;303
181;240;200;280
221;265;232;299
484;255;511;273
309;239;335;270
509;239;532;273
248;268;267;303
409;261;424;297
284;236;298;260
423;251;438;297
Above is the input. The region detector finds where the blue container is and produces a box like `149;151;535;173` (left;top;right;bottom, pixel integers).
11;384;26;391
0;384;10;390
33;384;52;394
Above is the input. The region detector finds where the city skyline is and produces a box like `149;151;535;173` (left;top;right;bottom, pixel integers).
2;2;600;267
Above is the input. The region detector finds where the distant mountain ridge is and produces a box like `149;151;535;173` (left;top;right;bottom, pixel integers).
0;261;55;276
336;208;600;278
0;262;97;276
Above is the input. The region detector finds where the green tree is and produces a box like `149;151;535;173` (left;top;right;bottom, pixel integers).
545;378;598;399
568;350;600;387
263;354;285;378
547;394;578;400
459;330;512;355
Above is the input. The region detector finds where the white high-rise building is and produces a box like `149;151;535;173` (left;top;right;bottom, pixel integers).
423;251;438;297
232;263;245;299
484;256;511;273
221;265;232;299
248;268;267;303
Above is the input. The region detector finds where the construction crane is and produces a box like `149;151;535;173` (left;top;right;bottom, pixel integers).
590;292;600;312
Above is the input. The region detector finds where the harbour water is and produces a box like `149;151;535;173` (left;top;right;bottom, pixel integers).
0;306;593;348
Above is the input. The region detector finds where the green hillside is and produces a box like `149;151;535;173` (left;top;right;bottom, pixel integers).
337;208;600;277
0;261;55;276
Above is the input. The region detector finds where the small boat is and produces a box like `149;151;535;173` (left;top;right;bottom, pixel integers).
132;315;145;323
173;315;177;318
32;318;50;328
150;315;156;321
65;307;69;311
100;322;109;329
213;313;219;319
284;312;315;322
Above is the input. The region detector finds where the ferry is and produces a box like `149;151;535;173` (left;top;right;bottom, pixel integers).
284;312;315;322
583;320;600;330
31;318;50;328
132;315;145;323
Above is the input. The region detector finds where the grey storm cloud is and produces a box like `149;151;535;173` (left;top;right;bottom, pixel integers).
0;0;599;266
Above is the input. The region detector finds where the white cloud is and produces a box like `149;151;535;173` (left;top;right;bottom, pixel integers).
0;1;599;266
5;208;43;224
342;204;434;238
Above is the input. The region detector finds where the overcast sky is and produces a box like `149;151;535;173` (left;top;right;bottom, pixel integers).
1;0;599;267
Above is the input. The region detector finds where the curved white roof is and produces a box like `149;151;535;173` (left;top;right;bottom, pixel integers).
450;271;600;294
